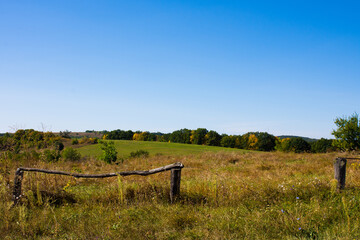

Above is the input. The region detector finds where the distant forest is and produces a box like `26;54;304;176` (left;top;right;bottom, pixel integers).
0;128;336;153
101;128;335;153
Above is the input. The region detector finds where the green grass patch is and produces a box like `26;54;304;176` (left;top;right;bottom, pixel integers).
77;140;247;158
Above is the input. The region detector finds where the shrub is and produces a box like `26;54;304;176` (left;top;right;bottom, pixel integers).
53;140;64;151
89;138;98;144
100;141;117;163
129;150;149;158
71;139;79;145
41;149;60;162
62;147;81;161
79;137;98;144
60;130;71;138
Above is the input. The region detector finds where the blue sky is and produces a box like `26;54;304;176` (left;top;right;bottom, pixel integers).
1;0;359;138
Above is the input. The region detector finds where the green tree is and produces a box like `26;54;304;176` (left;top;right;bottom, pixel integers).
332;112;360;151
204;130;221;146
240;132;276;151
220;135;236;148
100;141;118;163
275;137;311;153
190;128;208;145
170;129;192;144
311;138;336;153
288;138;311;153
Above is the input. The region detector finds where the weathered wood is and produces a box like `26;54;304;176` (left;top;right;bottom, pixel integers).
170;168;182;203
334;157;347;190
13;168;24;205
13;162;184;205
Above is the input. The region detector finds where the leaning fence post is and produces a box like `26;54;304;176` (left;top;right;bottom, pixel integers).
334;157;347;190
13;168;24;205
170;168;182;203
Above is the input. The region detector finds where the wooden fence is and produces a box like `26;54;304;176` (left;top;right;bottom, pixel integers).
13;162;184;205
334;157;360;190
11;157;357;205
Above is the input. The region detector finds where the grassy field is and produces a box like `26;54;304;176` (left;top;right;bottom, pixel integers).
1;142;360;239
76;140;248;158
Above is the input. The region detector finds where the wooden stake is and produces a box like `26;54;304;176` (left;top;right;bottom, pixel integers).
334;157;347;190
13;168;24;205
170;168;182;203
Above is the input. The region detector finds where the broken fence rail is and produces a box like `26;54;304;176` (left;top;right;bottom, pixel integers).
13;162;184;205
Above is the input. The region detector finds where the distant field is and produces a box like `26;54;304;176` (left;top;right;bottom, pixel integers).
77;140;248;158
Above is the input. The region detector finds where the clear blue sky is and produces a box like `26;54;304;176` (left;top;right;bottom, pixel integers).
1;1;359;138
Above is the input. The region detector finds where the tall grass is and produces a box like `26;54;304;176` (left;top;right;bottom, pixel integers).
1;150;360;239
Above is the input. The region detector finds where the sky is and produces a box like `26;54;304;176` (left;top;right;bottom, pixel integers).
1;0;359;138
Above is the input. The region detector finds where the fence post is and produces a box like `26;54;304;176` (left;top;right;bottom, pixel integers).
13;168;24;205
334;157;347;190
170;168;182;203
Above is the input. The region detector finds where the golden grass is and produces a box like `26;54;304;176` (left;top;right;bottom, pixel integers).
1;150;360;239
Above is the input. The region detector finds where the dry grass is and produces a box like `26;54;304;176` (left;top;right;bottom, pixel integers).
1;150;360;239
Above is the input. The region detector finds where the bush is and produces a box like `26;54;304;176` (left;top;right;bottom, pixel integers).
71;139;79;145
129;150;149;158
53;140;64;151
60;130;71;138
62;147;81;161
100;141;118;163
41;149;60;162
79;137;98;144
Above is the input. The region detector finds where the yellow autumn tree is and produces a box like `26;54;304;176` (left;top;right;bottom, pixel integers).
247;134;258;150
133;133;141;141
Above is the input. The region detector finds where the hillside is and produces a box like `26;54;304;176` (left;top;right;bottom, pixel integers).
76;140;248;158
277;135;318;143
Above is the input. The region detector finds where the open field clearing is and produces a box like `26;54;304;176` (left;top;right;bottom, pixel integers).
1;143;360;239
76;140;249;158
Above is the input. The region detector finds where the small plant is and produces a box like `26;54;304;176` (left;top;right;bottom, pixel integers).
129;149;149;158
62;147;81;161
100;141;118;163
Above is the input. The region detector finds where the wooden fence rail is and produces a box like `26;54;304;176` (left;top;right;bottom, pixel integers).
13;162;184;205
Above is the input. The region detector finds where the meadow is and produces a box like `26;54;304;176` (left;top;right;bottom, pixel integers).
1;141;360;239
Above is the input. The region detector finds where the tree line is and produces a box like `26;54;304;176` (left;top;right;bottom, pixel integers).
2;112;358;154
103;128;336;153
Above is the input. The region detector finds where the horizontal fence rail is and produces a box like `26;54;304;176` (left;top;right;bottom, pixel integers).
13;162;184;205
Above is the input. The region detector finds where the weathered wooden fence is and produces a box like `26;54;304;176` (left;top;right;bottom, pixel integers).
334;157;360;190
13;162;184;205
